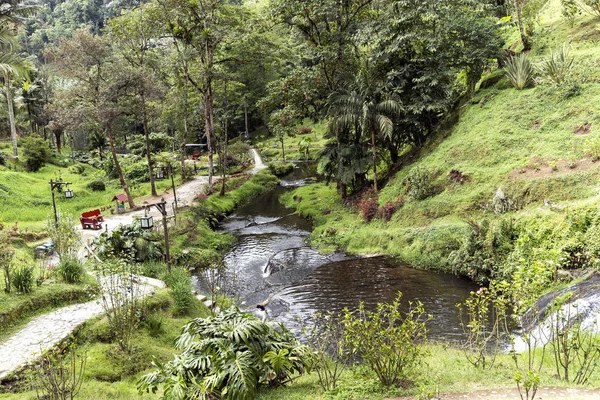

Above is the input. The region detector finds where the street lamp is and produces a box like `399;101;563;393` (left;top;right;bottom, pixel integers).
141;198;171;271
49;180;73;226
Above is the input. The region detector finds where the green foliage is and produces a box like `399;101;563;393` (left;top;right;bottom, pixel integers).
86;180;106;191
56;257;85;284
537;45;575;86
457;284;509;370
404;167;436;201
93;259;145;352
561;0;581;26
138;307;311;399
301;311;350;391
92;221;163;262
505;53;535;90
547;293;600;384
162;267;196;316
581;0;600;16
342;293;431;387
21;136;51;172
47;212;81;258
143;312;165;338
30;342;86;400
268;162;294;177
12;265;34;294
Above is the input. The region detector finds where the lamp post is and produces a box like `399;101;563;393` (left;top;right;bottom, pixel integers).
169;165;178;210
141;198;171;271
49;180;73;226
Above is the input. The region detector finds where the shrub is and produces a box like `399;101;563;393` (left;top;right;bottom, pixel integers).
86;180;106;192
505;53;534;90
138;308;311;399
0;151;6;166
561;0;580;26
31;343;86;400
56;257;85;284
536;44;574;86
342;293;431;387
12;265;34;293
21;136;51;172
162;267;196;316
298;127;313;135
357;188;379;222
404;167;436;200
378;197;403;222
268;161;294;177
143;312;164;337
68;164;85;174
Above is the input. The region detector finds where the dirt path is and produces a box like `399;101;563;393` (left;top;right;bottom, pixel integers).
0;151;265;381
390;386;600;400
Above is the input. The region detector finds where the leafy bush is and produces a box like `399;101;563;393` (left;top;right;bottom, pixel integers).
21;136;51;172
12;265;34;293
537;44;574;86
86;180;106;191
378;197;404;222
561;0;580;26
56;257;86;284
268;161;294;177
342;293;431;387
68;164;85;174
92;221;163;262
143;312;164;337
162;267;196;316
581;0;600;16
0;151;6;166
138;307;311;399
505;53;534;90
404;167;436;200
357;188;379;222
125;162;150;183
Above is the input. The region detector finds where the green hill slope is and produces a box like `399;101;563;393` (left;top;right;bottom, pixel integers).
285;1;600;283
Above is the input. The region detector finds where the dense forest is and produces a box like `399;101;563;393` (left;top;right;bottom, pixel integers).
4;0;600;399
2;0;514;198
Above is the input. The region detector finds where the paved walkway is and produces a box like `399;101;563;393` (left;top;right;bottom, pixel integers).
0;150;265;381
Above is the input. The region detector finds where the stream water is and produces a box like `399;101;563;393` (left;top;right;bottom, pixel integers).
195;165;480;342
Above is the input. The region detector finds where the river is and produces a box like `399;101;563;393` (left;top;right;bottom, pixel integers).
194;165;480;342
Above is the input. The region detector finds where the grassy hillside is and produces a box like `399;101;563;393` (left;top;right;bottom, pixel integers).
285;1;600;279
0;153;181;231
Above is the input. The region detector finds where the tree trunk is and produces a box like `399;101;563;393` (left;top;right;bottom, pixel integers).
244;101;249;138
180;80;188;181
514;0;531;50
371;126;378;193
142;93;157;197
204;39;215;193
107;122;135;209
5;73;18;157
53;129;62;153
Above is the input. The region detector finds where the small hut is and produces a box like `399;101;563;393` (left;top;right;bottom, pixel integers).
112;193;127;214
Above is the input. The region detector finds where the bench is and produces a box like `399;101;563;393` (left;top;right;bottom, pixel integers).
80;209;104;230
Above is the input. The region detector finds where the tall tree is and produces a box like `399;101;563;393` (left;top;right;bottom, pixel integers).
50;30;136;208
158;0;243;193
330;65;400;193
109;5;165;197
1;0;38;156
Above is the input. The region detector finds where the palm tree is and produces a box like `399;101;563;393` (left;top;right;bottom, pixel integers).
1;1;38;157
331;66;401;193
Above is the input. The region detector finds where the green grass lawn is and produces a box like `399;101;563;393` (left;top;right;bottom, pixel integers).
252;119;329;162
0;158;187;231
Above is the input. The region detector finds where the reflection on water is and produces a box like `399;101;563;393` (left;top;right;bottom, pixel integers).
194;165;479;342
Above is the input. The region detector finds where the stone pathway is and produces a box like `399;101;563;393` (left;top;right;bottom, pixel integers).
0;150;265;381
